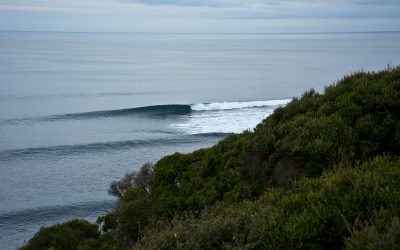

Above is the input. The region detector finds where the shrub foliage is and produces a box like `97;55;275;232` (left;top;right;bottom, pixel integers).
22;67;400;249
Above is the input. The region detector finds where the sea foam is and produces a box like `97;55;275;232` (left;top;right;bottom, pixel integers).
191;99;291;111
173;99;291;134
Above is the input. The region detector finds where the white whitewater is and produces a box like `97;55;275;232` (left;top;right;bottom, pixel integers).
191;99;291;111
173;99;291;134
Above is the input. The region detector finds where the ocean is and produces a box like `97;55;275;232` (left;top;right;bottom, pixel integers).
0;31;399;249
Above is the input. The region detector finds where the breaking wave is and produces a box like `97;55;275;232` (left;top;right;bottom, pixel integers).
191;99;291;111
1;99;291;125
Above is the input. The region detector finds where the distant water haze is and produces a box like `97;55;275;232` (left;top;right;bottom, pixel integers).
2;32;400;119
0;31;400;249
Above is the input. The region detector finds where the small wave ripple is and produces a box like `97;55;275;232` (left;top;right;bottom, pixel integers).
0;133;227;161
0;200;116;228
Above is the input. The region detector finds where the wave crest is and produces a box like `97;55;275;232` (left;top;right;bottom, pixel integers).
191;99;291;111
1;99;291;125
51;104;192;120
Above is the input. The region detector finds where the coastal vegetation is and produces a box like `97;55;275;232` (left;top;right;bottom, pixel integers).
21;66;400;249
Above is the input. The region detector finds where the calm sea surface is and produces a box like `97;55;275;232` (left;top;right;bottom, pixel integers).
0;31;399;248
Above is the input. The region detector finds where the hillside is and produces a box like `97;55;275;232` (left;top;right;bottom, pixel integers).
21;66;400;249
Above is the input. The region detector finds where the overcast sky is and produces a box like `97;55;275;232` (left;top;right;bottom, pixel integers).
0;0;399;33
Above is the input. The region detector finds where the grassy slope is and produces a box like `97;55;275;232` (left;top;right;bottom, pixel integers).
22;67;400;250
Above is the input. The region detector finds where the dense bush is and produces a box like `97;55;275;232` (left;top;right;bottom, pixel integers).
345;215;400;250
20;220;102;250
254;67;400;170
135;156;400;249
22;67;400;249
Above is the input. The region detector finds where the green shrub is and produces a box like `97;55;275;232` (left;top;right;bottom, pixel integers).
23;66;400;249
140;156;400;249
345;214;400;250
20;220;100;250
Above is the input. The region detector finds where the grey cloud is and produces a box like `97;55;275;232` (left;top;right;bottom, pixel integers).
119;0;235;7
119;0;400;8
289;0;400;6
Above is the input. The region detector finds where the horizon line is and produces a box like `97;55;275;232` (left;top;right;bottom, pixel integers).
1;30;400;35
